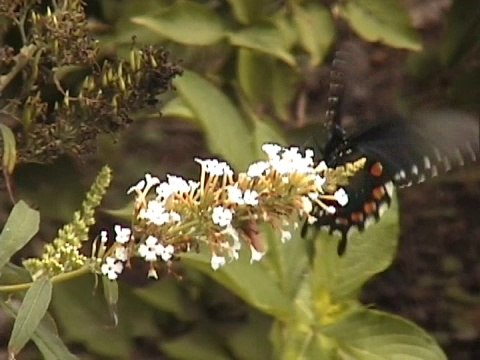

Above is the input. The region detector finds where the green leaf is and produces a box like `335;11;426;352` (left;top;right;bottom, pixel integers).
0;123;17;174
52;278;132;358
322;309;447;359
226;310;273;360
339;0;422;51
161;323;231;360
271;61;300;121
262;225;307;298
161;97;196;120
9;278;53;356
174;70;256;170
440;0;480;67
0;201;40;271
0;300;78;360
181;251;291;319
226;0;270;25
0;263;32;286
252;114;286;155
313;194;400;302
237;49;274;106
292;2;335;66
134;279;196;322
229;23;296;66
131;1;226;46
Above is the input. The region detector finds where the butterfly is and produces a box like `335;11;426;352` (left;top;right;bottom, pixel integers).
304;48;479;256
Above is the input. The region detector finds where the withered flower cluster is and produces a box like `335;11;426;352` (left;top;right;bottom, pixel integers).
0;0;182;164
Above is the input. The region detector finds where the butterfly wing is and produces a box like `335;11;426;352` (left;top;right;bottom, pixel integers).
312;111;479;255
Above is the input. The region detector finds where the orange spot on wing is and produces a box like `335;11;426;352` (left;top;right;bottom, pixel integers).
335;217;349;226
370;162;383;177
372;186;386;200
363;202;377;214
351;212;364;223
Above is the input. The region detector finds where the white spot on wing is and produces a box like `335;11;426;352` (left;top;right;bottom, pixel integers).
465;141;477;161
434;148;442;162
443;157;452;171
454;148;464;166
384;181;394;197
411;165;419;175
378;202;390;217
346;226;359;238
364;216;376;229
332;229;342;238
424;156;431;169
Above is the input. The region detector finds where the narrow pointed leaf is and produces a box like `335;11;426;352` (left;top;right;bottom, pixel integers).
181;252;291;319
292;3;335;66
131;1;226;45
0;201;40;270
229;24;296;65
339;0;422;51
174;70;255;170
1;299;78;360
9;278;53;356
322;309;447;359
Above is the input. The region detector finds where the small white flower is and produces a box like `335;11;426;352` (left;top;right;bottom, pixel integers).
222;225;241;260
247;161;269;177
211;254;226;270
141;200;170;225
138;236;162;261
307;215;318;224
127;179;145;194
100;230;108;244
196;158;230;176
305;148;314;159
227;184;244;204
169;211;181;223
315;175;326;189
212;206;233;227
280;230;292;243
262;143;282;159
114;246;128;261
327;206;336;214
301;196;313;214
250;245;265;263
167;175;190;193
334;188;349;206
156;182;173;200
114;225;131;244
220;162;233;177
188;180;200;192
281;147;301;162
101;257;123;280
159;244;175;261
127;173;160;195
270;158;289;174
315;161;328;172
243;189;259;206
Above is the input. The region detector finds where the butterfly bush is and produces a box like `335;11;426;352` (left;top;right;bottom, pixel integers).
99;144;352;280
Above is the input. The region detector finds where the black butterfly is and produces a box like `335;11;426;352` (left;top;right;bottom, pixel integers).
304;49;479;256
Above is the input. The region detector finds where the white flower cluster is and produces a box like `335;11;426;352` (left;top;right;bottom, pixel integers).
100;143;351;278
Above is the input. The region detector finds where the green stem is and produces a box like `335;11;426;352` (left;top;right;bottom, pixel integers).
0;265;91;293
